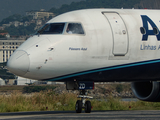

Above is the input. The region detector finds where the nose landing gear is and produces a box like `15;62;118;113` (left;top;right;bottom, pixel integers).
66;81;94;113
75;90;93;113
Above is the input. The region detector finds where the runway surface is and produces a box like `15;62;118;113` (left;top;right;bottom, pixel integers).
0;110;160;120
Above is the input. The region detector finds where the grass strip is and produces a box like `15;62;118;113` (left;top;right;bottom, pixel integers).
0;91;160;112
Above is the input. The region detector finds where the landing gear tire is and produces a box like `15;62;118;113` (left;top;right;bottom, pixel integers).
85;101;91;113
75;100;82;113
75;89;93;113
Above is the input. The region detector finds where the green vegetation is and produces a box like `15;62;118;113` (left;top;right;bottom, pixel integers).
1;0;159;36
0;30;8;38
0;35;3;38
0;90;160;112
0;14;36;36
49;0;141;15
116;84;124;93
0;14;32;25
92;96;160;111
5;23;36;36
0;91;77;112
0;86;24;91
0;30;8;33
134;0;160;9
23;86;56;93
0;62;15;80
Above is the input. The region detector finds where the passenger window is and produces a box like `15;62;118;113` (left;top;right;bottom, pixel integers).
66;23;84;34
140;27;146;35
153;27;159;35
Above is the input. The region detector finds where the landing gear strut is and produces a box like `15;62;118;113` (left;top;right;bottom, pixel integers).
75;90;93;113
66;81;94;113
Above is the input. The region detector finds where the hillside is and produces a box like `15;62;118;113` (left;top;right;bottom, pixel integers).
49;0;141;15
0;0;83;21
1;0;160;36
1;0;160;22
134;0;160;9
49;0;160;16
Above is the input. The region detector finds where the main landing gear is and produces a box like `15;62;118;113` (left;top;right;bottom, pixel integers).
75;90;93;113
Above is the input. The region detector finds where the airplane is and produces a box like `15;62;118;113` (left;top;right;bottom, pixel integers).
6;8;160;113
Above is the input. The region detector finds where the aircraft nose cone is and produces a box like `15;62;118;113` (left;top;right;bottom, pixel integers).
7;50;30;76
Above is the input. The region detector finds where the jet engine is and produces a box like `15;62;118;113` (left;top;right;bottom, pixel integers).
131;81;160;102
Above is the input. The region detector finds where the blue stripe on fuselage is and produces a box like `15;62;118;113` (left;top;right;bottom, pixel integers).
46;59;160;81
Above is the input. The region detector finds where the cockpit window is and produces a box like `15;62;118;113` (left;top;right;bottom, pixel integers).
37;23;65;34
66;23;84;34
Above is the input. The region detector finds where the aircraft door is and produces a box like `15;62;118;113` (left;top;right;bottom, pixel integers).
103;13;128;56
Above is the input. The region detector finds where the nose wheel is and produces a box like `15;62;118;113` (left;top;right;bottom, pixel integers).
75;90;93;113
85;101;91;113
75;100;82;113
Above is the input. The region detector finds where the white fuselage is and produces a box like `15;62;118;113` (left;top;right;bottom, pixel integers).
7;9;160;82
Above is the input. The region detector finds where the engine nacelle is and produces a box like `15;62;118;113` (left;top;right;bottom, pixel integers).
131;81;160;102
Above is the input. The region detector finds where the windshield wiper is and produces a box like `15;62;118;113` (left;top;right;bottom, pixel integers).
37;24;49;34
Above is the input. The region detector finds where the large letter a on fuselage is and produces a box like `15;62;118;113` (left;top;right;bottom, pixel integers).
141;15;160;41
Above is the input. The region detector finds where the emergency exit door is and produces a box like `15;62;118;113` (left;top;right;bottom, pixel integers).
103;13;128;56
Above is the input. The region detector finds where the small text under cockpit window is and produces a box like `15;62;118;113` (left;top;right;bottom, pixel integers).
66;23;84;34
37;23;65;34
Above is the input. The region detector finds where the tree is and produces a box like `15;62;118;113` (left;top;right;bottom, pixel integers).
116;84;123;93
49;0;141;15
21;15;33;22
0;14;33;25
0;14;22;25
0;30;8;33
0;35;4;38
5;23;36;36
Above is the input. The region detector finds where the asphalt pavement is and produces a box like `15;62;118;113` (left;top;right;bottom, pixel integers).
0;110;160;120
